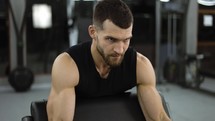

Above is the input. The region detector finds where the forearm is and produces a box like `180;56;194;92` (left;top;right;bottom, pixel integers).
47;88;76;121
58;88;76;121
137;85;171;121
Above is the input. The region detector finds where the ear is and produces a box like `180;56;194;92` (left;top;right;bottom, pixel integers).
88;25;96;39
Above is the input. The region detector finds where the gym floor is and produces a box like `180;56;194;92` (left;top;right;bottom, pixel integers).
0;75;215;121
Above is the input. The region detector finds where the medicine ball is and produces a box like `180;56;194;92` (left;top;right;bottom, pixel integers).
8;67;34;92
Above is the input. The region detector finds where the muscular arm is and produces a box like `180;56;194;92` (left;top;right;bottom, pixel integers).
47;53;79;121
136;53;171;121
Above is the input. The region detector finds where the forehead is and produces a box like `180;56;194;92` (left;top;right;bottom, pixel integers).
98;20;133;39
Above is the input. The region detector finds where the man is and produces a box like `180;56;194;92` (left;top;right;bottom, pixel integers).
47;0;171;121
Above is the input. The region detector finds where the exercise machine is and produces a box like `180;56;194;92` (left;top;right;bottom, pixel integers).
8;0;34;92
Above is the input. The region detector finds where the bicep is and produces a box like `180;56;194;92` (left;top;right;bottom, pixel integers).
136;52;156;86
51;53;79;92
47;53;78;121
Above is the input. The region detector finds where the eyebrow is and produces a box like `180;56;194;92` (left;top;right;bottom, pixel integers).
105;36;132;41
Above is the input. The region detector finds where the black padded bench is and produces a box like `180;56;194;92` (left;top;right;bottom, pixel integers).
22;92;171;121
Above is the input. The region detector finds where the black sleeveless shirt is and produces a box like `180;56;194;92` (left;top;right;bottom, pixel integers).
66;41;137;97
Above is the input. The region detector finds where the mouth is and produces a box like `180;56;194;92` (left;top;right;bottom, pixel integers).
110;54;123;61
111;53;122;57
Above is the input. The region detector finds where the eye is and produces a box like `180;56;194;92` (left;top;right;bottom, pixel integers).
106;37;115;42
123;39;130;44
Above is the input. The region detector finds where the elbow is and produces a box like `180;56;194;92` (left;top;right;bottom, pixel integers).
46;100;53;121
160;112;172;121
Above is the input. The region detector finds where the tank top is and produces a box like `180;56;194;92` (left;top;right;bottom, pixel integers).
66;41;137;97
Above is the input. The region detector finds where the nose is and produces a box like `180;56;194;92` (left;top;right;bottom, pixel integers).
113;42;124;55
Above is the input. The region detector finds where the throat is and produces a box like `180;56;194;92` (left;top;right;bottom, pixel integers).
99;72;109;79
96;66;111;79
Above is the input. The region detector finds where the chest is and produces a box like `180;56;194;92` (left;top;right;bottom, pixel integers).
75;67;135;97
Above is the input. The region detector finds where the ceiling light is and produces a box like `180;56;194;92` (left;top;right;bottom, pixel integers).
198;0;215;6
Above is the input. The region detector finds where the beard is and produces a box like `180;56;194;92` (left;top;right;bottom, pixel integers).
96;43;124;68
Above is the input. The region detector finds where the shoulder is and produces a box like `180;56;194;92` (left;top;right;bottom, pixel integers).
136;52;156;86
136;52;151;64
51;52;79;93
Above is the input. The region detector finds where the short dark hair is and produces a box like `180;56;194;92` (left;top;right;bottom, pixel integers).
93;0;133;29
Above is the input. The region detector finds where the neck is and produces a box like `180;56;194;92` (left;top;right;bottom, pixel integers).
91;41;111;79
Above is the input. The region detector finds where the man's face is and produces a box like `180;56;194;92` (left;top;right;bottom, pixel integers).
94;20;133;67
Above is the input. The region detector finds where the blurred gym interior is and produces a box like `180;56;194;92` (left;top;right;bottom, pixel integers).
0;0;215;121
